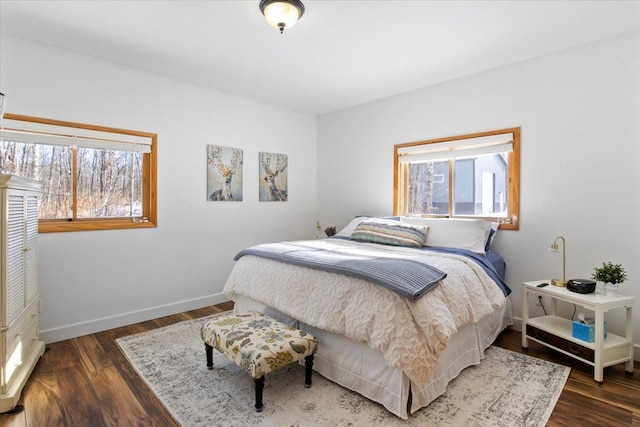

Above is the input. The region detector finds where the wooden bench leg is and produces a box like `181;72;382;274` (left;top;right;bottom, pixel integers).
254;376;265;412
205;344;213;370
304;355;314;388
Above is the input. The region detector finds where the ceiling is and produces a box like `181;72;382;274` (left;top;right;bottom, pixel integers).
1;1;640;115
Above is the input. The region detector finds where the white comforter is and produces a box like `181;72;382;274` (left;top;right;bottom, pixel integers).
223;239;506;385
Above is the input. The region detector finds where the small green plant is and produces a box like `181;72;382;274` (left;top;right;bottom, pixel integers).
591;262;628;284
324;226;337;237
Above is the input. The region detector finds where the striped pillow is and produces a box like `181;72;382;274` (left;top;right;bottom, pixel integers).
350;221;428;248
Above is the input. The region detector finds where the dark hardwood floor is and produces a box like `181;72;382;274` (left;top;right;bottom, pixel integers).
1;302;637;427
494;331;639;427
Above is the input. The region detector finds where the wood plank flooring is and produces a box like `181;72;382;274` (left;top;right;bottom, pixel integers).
1;301;637;427
494;331;639;427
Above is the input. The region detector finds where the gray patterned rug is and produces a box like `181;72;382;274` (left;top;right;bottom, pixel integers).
116;313;570;427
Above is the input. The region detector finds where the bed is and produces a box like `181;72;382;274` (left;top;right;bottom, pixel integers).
223;216;512;419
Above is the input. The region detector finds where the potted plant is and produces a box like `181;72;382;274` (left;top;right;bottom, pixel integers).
592;261;628;294
324;226;337;237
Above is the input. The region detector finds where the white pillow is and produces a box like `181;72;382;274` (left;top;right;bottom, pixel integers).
487;222;500;248
399;217;492;254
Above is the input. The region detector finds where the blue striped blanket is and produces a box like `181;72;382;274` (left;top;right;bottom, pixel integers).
234;241;447;300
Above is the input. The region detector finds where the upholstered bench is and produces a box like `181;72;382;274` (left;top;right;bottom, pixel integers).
200;311;318;412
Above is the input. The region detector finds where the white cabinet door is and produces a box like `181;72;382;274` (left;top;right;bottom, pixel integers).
5;190;26;325
24;193;39;305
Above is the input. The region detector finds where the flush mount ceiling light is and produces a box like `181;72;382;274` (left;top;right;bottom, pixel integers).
259;0;305;34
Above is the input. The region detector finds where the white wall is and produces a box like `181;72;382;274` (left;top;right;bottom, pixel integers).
0;36;318;342
2;31;638;359
318;33;640;358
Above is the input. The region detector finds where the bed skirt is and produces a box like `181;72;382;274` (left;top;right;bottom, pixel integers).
233;296;512;419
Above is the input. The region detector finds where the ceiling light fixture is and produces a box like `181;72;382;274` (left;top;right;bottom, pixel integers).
259;0;305;34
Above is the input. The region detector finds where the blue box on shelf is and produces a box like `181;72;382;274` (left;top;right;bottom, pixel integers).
572;321;607;343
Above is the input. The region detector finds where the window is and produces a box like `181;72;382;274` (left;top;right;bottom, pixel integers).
394;127;520;230
0;114;157;232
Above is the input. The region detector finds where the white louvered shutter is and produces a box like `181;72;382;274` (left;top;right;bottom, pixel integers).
24;194;39;304
6;192;26;324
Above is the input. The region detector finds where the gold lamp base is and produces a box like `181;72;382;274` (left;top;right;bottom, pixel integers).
549;236;567;288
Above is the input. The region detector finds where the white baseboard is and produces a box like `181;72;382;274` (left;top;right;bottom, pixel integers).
511;317;523;332
40;292;230;344
512;316;640;362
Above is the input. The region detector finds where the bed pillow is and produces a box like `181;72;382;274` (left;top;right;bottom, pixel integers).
400;217;492;254
350;221;428;248
485;222;500;252
335;216;399;237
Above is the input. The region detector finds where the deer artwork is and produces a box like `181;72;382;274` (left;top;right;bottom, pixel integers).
208;146;243;201
260;153;288;201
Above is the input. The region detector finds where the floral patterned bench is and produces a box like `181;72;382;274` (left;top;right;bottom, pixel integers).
200;311;318;412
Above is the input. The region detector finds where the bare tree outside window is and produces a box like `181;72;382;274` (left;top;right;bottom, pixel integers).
407;161;449;215
0;142;142;219
0;114;156;232
0;141;72;218
76;148;142;218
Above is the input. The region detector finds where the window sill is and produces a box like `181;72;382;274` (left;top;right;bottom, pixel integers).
38;219;157;233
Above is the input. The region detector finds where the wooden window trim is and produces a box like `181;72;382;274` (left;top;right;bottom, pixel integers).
4;113;157;233
393;127;520;230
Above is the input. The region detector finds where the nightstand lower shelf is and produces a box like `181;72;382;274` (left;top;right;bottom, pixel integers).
526;316;630;367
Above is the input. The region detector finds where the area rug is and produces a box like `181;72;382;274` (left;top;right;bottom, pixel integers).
116;313;570;427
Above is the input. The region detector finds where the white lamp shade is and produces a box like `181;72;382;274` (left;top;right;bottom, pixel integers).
263;1;302;31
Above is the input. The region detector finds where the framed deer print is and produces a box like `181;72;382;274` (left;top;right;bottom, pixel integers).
207;145;243;201
259;152;288;202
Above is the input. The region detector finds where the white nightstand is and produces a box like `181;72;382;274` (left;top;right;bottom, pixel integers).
522;280;634;382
